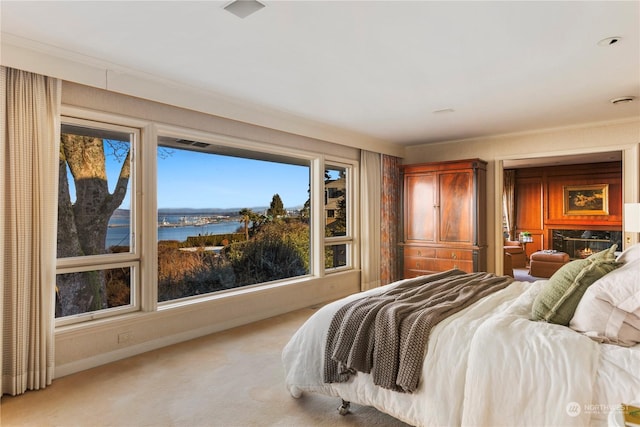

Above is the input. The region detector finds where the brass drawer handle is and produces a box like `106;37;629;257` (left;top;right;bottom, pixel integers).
451;252;457;259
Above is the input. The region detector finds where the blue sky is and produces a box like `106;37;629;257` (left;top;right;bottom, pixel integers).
155;148;310;209
68;141;311;211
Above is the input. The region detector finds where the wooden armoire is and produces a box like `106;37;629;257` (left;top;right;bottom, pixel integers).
401;159;487;278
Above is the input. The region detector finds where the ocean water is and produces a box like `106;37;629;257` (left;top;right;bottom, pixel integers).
106;216;243;248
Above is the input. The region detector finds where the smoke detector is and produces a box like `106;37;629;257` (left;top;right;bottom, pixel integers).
224;0;265;19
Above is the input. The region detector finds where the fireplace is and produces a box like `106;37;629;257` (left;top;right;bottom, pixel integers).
552;229;622;260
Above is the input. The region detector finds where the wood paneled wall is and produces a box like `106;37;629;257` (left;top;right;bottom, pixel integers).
511;162;622;255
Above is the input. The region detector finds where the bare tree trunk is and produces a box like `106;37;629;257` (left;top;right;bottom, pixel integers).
56;134;131;316
57;156;90;316
57;157;83;258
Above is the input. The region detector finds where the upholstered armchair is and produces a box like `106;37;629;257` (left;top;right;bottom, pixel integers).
504;240;527;268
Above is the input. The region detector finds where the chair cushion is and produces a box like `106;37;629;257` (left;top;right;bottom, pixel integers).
530;251;569;263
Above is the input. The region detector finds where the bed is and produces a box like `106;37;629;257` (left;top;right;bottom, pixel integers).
282;244;640;426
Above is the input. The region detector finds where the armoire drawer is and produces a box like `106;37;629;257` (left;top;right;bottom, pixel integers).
403;246;437;258
404;268;438;278
430;259;473;273
435;248;474;261
404;254;474;274
404;256;439;272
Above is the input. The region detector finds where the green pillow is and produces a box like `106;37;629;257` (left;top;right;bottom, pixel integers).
531;245;620;325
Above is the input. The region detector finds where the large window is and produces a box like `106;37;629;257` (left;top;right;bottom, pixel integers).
55;113;358;323
156;136;312;302
56;118;139;324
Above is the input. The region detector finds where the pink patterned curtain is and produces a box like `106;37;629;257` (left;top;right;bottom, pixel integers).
380;154;402;284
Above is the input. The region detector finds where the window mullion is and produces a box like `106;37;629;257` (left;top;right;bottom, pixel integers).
141;124;158;312
312;157;326;277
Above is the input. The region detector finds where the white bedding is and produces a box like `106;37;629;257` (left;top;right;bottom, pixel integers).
282;279;640;426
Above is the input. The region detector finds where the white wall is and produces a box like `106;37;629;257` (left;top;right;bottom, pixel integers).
404;119;640;274
56;271;360;377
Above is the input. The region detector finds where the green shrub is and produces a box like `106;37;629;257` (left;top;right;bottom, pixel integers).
225;222;309;286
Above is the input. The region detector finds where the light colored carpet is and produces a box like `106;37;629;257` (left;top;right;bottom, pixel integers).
1;308;410;427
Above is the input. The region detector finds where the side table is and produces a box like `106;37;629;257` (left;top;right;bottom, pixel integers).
518;235;533;264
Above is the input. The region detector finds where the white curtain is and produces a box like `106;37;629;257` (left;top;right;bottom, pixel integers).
1;67;60;396
503;169;516;240
360;150;381;291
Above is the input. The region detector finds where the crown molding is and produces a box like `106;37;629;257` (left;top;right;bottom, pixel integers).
1;33;404;158
407;116;640;150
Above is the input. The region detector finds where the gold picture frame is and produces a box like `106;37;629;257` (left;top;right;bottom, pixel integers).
563;184;609;215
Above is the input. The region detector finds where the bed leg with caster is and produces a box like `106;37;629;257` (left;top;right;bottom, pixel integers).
337;399;351;415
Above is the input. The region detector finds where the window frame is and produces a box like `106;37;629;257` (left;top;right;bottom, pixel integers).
55;261;139;324
323;159;358;273
55;113;143;326
154;124;329;306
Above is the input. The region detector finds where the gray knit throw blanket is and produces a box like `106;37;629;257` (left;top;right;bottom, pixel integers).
324;269;513;393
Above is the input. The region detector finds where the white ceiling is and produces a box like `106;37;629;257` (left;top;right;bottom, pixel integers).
1;1;639;146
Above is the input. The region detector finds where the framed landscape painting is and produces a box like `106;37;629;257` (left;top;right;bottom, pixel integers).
563;184;609;215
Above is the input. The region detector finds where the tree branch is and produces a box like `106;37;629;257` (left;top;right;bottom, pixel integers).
108;149;131;212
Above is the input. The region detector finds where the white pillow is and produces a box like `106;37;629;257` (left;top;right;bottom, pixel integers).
616;242;640;263
569;258;640;346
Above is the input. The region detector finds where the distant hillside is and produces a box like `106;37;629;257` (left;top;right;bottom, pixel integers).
158;207;267;216
112;209;131;218
114;206;303;217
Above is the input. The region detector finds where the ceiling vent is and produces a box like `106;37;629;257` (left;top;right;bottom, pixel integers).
224;0;265;19
176;139;209;148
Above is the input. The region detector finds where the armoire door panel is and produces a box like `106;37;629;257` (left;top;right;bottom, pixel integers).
439;171;472;243
404;173;436;242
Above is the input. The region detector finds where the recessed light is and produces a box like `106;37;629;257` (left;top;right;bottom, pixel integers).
224;0;265;19
598;36;622;46
610;96;635;105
